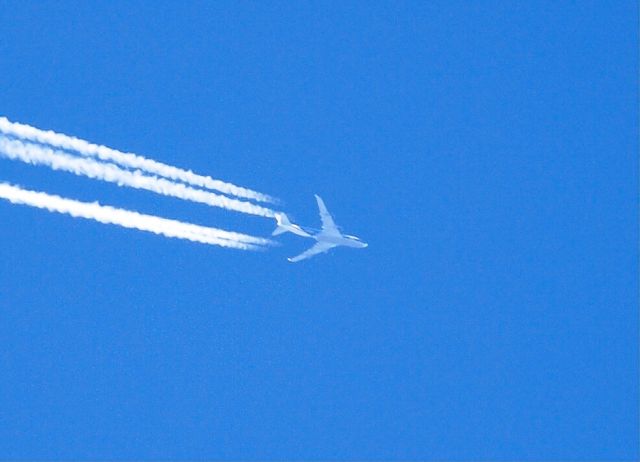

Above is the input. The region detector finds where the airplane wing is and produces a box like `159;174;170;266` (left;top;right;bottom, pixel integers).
314;194;340;236
288;241;336;263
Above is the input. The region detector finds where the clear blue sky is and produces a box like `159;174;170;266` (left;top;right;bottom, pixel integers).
0;2;637;460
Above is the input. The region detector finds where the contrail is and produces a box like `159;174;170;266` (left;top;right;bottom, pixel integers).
0;182;272;250
0;115;276;204
0;136;277;218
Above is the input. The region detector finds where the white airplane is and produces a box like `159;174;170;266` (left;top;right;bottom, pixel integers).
273;194;367;262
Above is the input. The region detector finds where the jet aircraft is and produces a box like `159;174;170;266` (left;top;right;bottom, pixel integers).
272;195;367;262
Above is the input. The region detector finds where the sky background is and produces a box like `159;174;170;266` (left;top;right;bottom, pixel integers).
0;2;638;460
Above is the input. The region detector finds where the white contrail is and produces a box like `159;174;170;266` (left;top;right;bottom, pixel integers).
0;136;277;218
0;115;276;204
0;182;272;250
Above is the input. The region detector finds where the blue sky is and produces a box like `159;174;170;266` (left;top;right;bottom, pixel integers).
0;2;637;460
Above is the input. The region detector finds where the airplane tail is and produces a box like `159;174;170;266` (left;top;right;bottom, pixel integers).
272;212;292;236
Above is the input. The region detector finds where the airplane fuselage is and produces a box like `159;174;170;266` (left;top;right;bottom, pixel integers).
315;233;368;248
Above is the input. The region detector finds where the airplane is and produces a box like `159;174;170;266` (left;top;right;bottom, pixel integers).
273;194;367;262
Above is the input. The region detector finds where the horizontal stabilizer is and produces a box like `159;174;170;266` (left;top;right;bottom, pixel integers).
272;226;288;236
271;212;312;238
